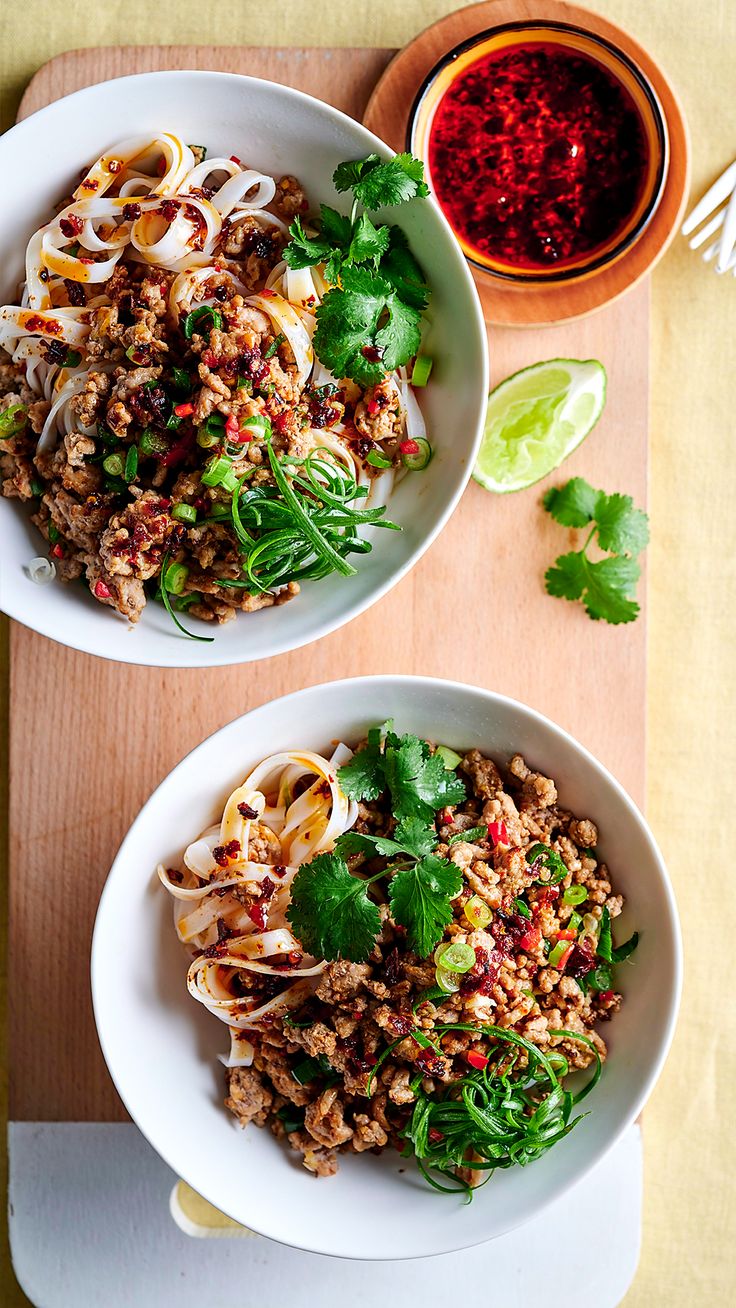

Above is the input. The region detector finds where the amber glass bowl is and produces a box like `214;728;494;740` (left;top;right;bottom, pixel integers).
409;22;669;284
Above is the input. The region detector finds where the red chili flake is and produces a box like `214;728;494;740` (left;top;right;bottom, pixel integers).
565;943;596;978
237;802;259;819
415;1050;445;1077
59;213;84;238
487;820;508;846
438;806;454;826
229;154;241;165
272;864;287;879
94;580;111;599
173;401;194;418
391;1013;414;1037
466;1049;490;1071
247;901;269;930
555;943;575;971
224;415;240;437
157;156;167;176
365;399;380;414
352;1010;363;1022
78;256;93;266
212;839;241;867
25;315;62;336
556;928;577;942
534;886;560;907
518;925;541;953
159;199;179;222
201;350;217;367
361;344;384;363
428;1128;445;1143
106;158;123;174
122;202;142;221
399;438;420;456
51;543;64;559
78;177;99;192
598;990;616;1003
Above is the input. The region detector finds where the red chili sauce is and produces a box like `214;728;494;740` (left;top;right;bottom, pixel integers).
427;41;650;272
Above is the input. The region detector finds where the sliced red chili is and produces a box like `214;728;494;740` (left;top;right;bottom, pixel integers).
466;1049;489;1071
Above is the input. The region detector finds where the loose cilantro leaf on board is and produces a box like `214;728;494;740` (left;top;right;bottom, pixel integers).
543;477;649;625
286;852;381;963
389;855;463;957
282;151;429;384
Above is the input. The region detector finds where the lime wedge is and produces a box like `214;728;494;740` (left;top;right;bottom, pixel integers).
472;358;607;494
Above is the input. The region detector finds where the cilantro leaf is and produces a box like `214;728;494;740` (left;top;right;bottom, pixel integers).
313;267;422;386
380;227;430;311
389;855;463;956
543;477;598;528
283;216;333;270
544;550;587;601
351;153;429;209
543;477;649;625
593;491;650;556
333;154;382;193
347;212;391;265
338;737;384;801
286;852;381;962
336;815;438;861
318;204;353;248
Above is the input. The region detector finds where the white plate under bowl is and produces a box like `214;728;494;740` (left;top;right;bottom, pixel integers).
0;72;487;667
91;676;681;1259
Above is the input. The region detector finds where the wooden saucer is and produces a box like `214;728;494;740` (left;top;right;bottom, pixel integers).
364;0;690;326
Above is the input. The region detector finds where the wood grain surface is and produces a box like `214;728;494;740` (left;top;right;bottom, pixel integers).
9;45;647;1122
365;0;690;326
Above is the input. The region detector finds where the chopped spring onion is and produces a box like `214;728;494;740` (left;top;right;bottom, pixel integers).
48;523;60;543
124;343;148;364
241;414;272;442
514;897;531;919
197;427;221;449
434;967;462;994
435;941;476;973
163;561;189;595
366;449;393;469
171;503;197;525
0;404;27;439
411;354;433;387
567;911;583;932
527;843;569;885
201;455;235;489
64;349;82;368
463;895;492;930
140;429;170;457
435;745;462;770
561;884;587;906
102;452;124;477
548;940;572;968
236;375;252;392
28;556;56;585
30;477;44;497
448;826;487;847
263;332;285;360
184;305;223;340
124;445;139;482
401;436;432;471
159;551;213;643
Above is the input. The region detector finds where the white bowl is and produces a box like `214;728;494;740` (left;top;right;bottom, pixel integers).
92;676;681;1259
0;72;487;667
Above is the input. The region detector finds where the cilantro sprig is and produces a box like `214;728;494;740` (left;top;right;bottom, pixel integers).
286;727;467;963
543;478;650;625
283;153;430;385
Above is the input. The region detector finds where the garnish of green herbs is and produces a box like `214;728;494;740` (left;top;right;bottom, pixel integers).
526;842;569;885
157;550;214;643
215;441;399;594
395;1026;601;1199
283;153;429;385
287;727;466;961
543;477;650;625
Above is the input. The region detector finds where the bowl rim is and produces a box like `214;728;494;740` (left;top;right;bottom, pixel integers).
91;673;683;1258
0;70;488;668
407;19;670;285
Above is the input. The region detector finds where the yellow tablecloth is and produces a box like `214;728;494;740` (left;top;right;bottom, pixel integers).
1;2;734;1303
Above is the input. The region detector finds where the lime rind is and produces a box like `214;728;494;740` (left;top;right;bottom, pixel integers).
472;358;607;494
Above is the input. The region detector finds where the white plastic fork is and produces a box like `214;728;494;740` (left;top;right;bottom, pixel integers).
681;159;736;273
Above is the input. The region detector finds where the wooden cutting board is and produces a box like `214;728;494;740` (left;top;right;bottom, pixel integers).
9;45;647;1123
